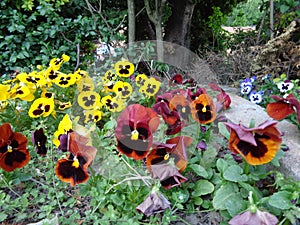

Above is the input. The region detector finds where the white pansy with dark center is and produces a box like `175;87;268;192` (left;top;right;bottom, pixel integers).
249;91;263;104
277;81;294;93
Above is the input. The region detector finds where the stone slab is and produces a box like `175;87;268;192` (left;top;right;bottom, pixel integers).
224;93;300;181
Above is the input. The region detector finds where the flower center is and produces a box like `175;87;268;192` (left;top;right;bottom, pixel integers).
202;105;207;112
7;145;13;152
164;153;169;161
131;129;139;141
72;158;80;168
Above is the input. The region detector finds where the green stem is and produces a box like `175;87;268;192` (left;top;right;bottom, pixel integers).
244;160;250;175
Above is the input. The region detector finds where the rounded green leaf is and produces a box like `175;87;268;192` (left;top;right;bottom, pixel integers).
192;179;214;197
223;165;248;182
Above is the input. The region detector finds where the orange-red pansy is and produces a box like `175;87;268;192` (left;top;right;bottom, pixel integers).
115;104;160;160
190;94;216;124
169;94;191;121
266;94;300;123
55;132;97;186
225;120;282;165
0;123;30;172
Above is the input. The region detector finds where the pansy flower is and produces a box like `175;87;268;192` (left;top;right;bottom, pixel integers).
114;60;135;77
136;190;171;216
32;128;47;156
55;154;89;186
190;94;216;124
169;74;183;85
113;81;132;99
9;83;35;101
53;114;73;147
152;101;183;135
77;91;101;110
54;73;78;88
209;83;231;110
16;71;47;87
266;94;300;123
225;120;282;165
115;104;160;160
151;163;188;189
0;84;10;101
103;80;115;93
74;69;89;79
103;70;117;83
77;76;95;92
277;80;294;93
0;123;30;172
139;77;161;97
249;91;264;104
41;89;54;99
58;101;72;111
28;97;55;118
187;87;207;101
45;67;59;82
101;95;125;112
240;78;253;95
229;209;278;225
49;54;70;71
55;132;97;186
169;94;191;121
135;74;148;87
146;136;192;174
84;109;103;124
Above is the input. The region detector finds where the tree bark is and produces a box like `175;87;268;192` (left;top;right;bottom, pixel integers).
164;0;196;49
144;0;166;62
127;0;136;45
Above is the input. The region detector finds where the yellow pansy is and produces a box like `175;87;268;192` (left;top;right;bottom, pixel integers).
114;60;134;77
0;84;10;101
41;88;55;99
135;74;148;87
84;109;103;124
58;101;72;110
103;70;117;83
139;77;161;97
54;73;77;88
49;54;70;71
113;81;132;99
77;91;101;110
53;114;73;147
101;95;125;112
74;69;89;79
9;83;35;101
16;71;47;86
28;97;55;118
0;101;8;110
77;76;95;92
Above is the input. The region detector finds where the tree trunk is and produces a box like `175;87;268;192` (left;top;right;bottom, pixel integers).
144;0;166;62
127;0;136;45
164;0;196;49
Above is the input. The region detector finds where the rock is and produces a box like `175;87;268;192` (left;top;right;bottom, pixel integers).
224;93;300;181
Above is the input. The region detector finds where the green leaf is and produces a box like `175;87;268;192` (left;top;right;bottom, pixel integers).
218;122;230;140
189;164;209;178
223;165;248;182
192;197;203;206
216;158;229;174
225;194;247;216
212;183;239;210
200;144;217;168
192;179;214;197
0;212;8;222
269;191;292;210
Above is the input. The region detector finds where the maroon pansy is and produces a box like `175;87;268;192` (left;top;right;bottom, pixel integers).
32;128;47;156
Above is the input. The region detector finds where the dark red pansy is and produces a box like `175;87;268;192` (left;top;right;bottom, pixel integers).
67;132;97;169
0;123;30;172
266;94;300;123
187;87;207;101
209;83;231;111
115;104;160;160
152;101;183;135
32;128;47;156
55;153;89;187
169;94;192;121
225;120;282;165
169;74;183;85
190;94;216;124
151;163;188;189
